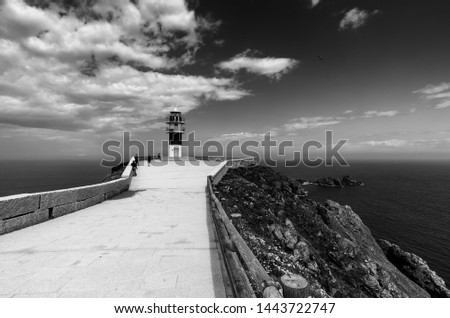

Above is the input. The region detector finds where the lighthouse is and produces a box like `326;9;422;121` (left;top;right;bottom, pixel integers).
165;109;185;159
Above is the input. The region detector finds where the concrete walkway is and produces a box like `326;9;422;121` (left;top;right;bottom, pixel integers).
0;160;227;297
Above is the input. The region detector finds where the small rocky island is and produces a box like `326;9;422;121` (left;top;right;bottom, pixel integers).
215;166;449;297
305;175;364;188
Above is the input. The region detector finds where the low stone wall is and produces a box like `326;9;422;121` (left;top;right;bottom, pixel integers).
0;158;135;235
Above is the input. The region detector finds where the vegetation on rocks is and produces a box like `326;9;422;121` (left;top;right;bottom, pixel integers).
216;166;448;298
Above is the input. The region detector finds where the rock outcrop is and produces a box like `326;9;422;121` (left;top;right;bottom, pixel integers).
313;175;363;188
341;175;364;186
315;177;343;188
377;239;450;298
215;166;441;298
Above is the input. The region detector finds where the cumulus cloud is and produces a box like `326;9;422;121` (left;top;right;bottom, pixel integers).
0;0;202;68
414;82;450;109
217;50;298;79
339;8;379;31
0;0;249;134
284;117;342;131
0;57;249;132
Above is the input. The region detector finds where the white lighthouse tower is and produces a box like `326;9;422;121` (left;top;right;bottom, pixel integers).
165;109;185;159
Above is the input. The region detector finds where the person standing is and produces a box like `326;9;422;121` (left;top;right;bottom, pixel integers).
147;154;151;166
131;159;137;176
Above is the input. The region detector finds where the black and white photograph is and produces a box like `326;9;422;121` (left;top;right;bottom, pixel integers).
0;0;449;316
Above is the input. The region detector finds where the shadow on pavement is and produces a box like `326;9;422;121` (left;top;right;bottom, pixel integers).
109;189;147;200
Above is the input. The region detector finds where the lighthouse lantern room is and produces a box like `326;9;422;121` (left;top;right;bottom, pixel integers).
165;110;185;159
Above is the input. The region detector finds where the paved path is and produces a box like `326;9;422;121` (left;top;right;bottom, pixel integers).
0;160;227;297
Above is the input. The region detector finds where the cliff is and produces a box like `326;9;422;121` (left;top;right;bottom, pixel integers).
215;166;449;298
377;239;450;298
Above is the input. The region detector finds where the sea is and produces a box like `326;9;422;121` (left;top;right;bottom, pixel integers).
0;160;110;197
0;159;449;287
273;160;450;287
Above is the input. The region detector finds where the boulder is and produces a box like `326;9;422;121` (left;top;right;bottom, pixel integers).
294;241;310;262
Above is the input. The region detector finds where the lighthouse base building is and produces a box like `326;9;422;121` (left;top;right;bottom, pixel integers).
169;144;182;159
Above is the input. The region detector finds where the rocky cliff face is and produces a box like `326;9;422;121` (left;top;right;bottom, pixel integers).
215;166;448;298
377;239;450;298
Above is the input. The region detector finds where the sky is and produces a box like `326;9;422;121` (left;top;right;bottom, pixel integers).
0;0;449;161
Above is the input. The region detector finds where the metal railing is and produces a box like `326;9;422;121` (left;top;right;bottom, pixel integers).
165;116;185;123
165;127;186;133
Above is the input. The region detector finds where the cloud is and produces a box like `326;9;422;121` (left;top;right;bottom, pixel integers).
0;0;210;68
284;117;342;131
214;39;225;46
217;50;298;79
0;60;249;132
339;8;379;31
411;137;450;147
0;0;249;134
360;139;408;147
311;0;320;8
219;132;265;139
413;82;450;95
362;110;398;118
414;82;450;109
282;109;399;133
436;100;450;109
360;137;450;149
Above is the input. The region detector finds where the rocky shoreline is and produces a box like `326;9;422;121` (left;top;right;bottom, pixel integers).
215;166;449;298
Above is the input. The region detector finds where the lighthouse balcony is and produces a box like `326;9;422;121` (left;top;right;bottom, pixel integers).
165;127;186;133
165;116;185;123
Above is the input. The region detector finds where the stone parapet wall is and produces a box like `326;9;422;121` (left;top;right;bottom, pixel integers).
0;158;135;235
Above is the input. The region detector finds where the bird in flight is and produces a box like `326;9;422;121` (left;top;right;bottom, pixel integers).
317;55;324;62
